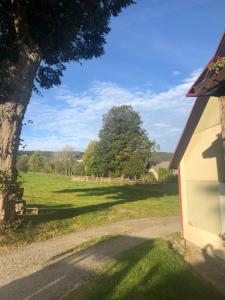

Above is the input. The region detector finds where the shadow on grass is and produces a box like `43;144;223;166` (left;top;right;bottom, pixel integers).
25;183;178;226
53;182;177;199
0;236;223;300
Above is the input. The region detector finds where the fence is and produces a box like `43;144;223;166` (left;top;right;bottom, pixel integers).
71;175;158;185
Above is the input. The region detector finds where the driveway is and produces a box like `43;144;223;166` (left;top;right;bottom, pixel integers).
0;216;180;300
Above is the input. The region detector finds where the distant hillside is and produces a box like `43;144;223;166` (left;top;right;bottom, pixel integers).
18;150;84;160
150;152;173;164
18;150;172;164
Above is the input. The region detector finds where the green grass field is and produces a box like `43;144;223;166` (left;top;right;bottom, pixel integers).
1;172;179;247
64;238;224;300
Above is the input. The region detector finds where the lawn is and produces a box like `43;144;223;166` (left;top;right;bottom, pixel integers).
1;172;179;247
64;238;224;300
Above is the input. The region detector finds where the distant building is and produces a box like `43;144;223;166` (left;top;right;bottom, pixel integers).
170;32;225;260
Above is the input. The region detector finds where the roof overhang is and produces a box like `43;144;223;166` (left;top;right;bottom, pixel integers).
170;31;225;169
187;31;225;98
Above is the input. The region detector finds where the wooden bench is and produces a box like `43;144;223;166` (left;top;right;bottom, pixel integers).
26;207;39;215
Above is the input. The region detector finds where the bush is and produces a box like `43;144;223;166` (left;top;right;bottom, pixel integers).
17;155;29;172
140;173;157;183
158;168;177;183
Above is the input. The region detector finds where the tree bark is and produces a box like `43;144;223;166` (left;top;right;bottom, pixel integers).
0;1;42;221
0;52;41;221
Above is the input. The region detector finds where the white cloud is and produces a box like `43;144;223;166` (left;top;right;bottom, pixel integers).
22;70;199;152
154;122;170;128
172;70;181;76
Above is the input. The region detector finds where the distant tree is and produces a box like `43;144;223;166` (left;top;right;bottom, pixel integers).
72;161;85;176
83;141;100;175
16;155;29;173
150;151;173;164
42;156;55;174
29;151;45;172
52;153;65;175
83;105;155;177
61;146;76;176
0;0;134;221
51;146;76;176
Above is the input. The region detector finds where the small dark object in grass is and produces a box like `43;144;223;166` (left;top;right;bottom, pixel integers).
26;207;39;215
15;200;26;215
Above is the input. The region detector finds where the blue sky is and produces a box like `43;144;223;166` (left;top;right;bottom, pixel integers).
22;0;225;152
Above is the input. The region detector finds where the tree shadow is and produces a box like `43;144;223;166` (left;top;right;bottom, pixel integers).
0;236;224;300
82;241;225;300
0;235;151;300
53;182;178;200
24;183;178;226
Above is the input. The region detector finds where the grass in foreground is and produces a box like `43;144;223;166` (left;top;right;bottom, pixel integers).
50;234;117;262
0;172;178;247
64;238;224;300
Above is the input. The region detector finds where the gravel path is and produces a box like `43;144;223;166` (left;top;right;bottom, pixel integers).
0;216;179;300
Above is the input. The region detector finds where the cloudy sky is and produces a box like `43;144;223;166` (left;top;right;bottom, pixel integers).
22;0;225;152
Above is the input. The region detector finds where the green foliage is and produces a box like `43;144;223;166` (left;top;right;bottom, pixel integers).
51;146;76;176
140;173;157;184
0;170;23;199
16;155;29;172
0;0;135;98
28;151;45;172
83;105;155;177
17;148;83;176
83;141;100;175
19;150;83;160
72;161;85;176
0;218;23;234
158;168;177;183
52;159;66;175
123;152;148;178
208;56;225;74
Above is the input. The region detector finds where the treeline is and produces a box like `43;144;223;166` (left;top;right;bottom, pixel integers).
150;152;173;164
17;105;176;181
18;150;83;160
17;146;85;176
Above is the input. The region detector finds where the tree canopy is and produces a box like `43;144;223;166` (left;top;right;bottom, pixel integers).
0;0;135;222
83;105;155;177
0;0;135;97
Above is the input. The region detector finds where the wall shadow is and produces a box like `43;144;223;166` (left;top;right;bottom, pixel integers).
202;133;225;182
0;237;224;300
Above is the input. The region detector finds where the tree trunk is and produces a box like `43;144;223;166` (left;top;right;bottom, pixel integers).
0;52;41;221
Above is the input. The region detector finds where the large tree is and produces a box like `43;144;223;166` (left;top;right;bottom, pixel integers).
84;105;155;177
0;0;134;221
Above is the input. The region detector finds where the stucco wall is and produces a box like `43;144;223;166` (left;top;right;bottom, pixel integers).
180;96;225;260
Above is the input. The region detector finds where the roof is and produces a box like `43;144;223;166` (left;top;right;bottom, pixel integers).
170;31;225;169
170;96;209;169
187;31;225;97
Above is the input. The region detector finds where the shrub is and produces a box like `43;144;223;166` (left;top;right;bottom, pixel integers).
158;168;177;183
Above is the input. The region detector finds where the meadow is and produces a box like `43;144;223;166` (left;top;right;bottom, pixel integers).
1;172;179;247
